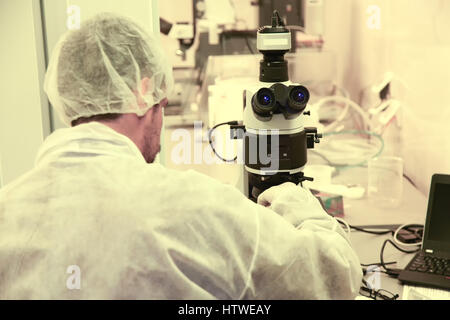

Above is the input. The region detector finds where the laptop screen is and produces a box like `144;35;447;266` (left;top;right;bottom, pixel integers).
427;183;450;243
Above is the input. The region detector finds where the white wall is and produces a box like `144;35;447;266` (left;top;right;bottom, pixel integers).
322;0;391;99
0;153;4;188
387;0;450;196
323;0;450;195
66;0;156;32
0;0;48;186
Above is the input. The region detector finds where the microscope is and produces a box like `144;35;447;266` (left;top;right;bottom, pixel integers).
233;11;322;202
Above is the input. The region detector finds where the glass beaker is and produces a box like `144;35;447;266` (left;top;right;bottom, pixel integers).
368;156;404;208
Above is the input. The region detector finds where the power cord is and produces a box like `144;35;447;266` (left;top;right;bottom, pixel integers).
355;223;421;299
335;218;423;280
361;261;396;267
380;224;422;277
336;220;393;235
208;121;239;162
334;217;351;240
314;130;385;168
393;223;423;247
379;239;420;278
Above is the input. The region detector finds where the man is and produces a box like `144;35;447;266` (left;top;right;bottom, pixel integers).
0;13;361;299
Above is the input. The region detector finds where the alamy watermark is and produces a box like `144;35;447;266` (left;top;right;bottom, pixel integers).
366;4;381;30
365;265;382;291
66;5;81;30
170;121;280;172
66;265;81;290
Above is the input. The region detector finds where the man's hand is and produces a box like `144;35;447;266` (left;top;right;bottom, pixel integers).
257;182;329;226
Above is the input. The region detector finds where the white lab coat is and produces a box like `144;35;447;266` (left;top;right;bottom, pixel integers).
0;122;362;299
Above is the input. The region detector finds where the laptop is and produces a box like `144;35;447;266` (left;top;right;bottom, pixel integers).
399;174;450;290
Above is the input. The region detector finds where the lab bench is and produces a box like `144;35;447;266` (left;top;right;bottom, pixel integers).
333;166;429;299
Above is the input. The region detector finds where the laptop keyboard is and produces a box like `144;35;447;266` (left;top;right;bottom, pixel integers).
407;252;450;276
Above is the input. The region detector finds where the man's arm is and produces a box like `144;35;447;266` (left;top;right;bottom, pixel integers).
161;171;361;299
240;183;362;299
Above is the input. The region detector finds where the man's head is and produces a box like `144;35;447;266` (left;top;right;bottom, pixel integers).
44;13;173;163
71;98;168;163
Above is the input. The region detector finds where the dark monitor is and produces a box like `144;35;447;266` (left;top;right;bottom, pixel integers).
423;174;450;253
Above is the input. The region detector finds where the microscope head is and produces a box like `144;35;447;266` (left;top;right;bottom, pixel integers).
257;11;291;83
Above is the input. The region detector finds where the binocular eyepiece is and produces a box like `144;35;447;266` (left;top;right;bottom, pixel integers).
251;83;310;120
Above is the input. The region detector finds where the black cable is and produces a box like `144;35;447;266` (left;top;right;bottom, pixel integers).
208;121;239;162
382;238;421;255
403;173;417;188
395;224;423;245
361;261;396;267
336;220;423;239
336;220;393;235
356;224;423;297
379;239;420;277
362;268;393;275
350;225;393;235
353;224;422;278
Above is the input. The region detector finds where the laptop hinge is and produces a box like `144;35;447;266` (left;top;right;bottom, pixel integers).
425;249;433;254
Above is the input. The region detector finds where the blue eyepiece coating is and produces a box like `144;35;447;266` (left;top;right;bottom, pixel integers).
261;94;271;105
294;92;305;103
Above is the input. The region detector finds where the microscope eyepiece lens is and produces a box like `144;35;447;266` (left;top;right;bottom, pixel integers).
294;91;305;103
287;86;309;112
256;89;274;106
261;94;271;105
252;88;276;117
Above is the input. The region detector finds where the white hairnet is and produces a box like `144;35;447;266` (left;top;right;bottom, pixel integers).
44;13;174;126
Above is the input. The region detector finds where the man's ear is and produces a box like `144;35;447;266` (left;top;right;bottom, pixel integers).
140;77;151;95
136;77;151;108
159;98;168;108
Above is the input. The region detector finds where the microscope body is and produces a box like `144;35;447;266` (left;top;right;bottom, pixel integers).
237;11;321;202
240;82;320;201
